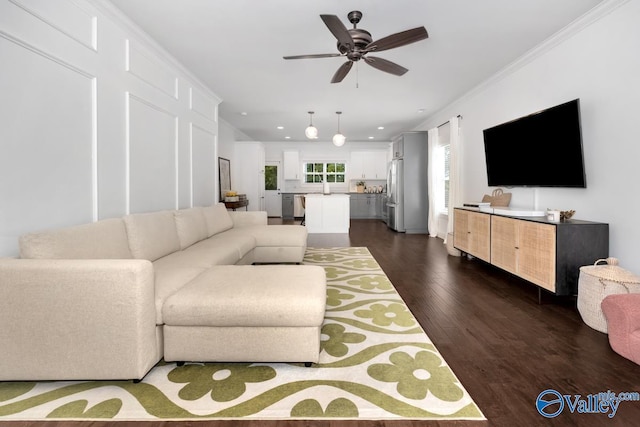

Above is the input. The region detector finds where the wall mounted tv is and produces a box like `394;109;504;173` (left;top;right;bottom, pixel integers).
483;99;586;187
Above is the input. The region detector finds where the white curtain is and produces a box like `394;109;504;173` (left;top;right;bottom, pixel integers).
444;116;462;244
427;127;440;238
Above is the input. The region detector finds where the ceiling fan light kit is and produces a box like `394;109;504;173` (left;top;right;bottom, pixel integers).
284;10;428;83
305;111;318;139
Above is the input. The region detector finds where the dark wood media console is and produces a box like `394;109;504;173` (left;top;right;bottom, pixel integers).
454;207;609;297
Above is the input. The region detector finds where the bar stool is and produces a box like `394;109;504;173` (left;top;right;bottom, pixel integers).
300;195;306;226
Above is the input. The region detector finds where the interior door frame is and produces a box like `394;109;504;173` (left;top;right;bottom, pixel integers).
265;160;282;217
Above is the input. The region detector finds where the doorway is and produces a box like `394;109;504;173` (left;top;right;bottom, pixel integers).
265;161;282;217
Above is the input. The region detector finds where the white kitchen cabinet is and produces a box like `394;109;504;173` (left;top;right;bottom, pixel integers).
350;151;387;180
283;150;300;180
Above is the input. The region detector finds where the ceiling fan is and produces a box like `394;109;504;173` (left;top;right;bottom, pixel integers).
283;11;428;83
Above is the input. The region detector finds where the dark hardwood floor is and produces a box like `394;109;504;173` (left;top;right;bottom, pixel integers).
7;219;640;427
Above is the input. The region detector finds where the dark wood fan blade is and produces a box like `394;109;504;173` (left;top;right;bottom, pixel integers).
320;14;354;48
331;61;353;83
364;56;408;76
283;53;342;60
365;27;428;52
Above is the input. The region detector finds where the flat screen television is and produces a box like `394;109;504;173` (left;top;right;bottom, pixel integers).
483;99;586;187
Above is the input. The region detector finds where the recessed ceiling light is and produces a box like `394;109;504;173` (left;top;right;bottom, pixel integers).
240;112;248;116
285;136;291;139
368;136;375;140
377;126;385;130
277;126;284;130
417;109;425;114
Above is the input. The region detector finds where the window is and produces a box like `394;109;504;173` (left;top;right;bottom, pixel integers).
443;144;450;212
435;123;451;214
304;162;346;183
264;165;277;190
326;162;346;183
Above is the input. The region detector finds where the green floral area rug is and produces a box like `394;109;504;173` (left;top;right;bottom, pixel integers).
0;247;484;421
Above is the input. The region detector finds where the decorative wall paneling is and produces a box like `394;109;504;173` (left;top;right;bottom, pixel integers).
0;0;221;257
126;39;178;99
126;93;178;214
0;28;97;252
190;86;217;122
8;0;97;50
191;124;217;207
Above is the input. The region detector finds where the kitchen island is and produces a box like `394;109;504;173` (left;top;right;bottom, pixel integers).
304;194;350;233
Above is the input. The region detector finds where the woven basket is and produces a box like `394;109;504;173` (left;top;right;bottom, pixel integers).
482;188;512;207
577;258;640;333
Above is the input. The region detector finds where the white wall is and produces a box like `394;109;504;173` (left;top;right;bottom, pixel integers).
0;0;220;256
418;0;640;272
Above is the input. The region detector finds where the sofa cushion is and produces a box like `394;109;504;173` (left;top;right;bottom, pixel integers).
152;262;207;325
230;225;308;247
123;211;181;261
201;204;234;237
19;218;133;259
174;208;208;250
162;265;327;327
185;233;255;263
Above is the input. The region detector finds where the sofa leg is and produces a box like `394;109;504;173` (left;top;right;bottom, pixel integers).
304;362;312;367
176;361;185;367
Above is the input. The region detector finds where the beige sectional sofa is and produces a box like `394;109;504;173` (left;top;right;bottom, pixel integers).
0;203;322;381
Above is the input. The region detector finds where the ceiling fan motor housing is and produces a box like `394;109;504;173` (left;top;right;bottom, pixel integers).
338;29;372;60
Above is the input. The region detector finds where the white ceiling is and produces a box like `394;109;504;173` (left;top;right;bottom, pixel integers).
109;0;603;143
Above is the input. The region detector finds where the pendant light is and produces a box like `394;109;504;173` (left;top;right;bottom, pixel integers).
332;111;346;147
305;111;318;139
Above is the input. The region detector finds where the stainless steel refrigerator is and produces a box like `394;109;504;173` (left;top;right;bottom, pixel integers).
386;132;429;234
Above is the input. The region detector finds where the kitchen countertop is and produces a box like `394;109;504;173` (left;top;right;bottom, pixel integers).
304;193;350;198
282;192;386;195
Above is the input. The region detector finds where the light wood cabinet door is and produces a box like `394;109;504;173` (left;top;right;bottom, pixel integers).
454;209;490;262
517;221;556;292
491;216;518;275
468;212;491;262
490;216;556;292
454;209;470;253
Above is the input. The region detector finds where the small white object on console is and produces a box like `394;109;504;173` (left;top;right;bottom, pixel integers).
492;207;546;217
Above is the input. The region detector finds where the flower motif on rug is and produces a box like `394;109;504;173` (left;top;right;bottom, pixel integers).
290;398;359;417
326;288;355;306
347;274;393;291
343;259;379;270
322;267;349;279
354;303;416;327
342;248;370;255
48;399;122;418
167;363;276;402
368;351;464;401
321;323;366;357
306;253;345;262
